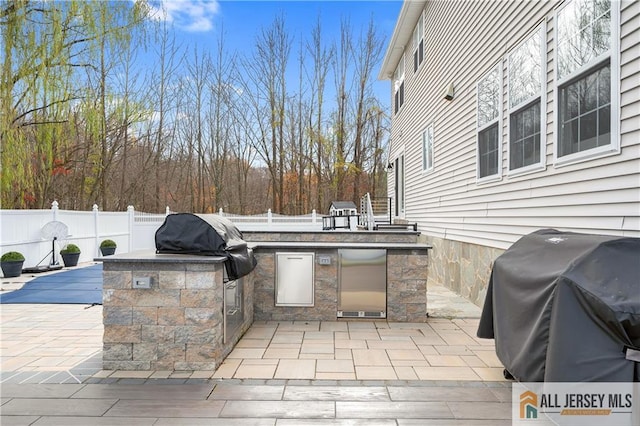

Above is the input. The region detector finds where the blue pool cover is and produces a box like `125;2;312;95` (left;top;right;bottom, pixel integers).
0;264;102;305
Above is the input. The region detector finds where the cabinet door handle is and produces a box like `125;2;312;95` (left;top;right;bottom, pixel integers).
287;257;304;260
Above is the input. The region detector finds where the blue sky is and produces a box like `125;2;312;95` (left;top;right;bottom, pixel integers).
146;0;402;106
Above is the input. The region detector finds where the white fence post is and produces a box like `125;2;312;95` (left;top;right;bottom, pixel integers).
165;206;170;216
365;193;375;231
127;205;135;252
52;200;59;221
93;204;99;257
267;209;272;229
312;209;316;224
219;208;223;216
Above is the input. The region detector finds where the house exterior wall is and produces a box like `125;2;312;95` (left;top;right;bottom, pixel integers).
382;1;640;302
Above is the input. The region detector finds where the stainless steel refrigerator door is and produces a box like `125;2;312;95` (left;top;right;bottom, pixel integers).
338;249;386;317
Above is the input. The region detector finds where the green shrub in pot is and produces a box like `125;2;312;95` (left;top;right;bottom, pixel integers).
60;244;81;254
100;239;117;256
1;251;25;262
60;244;81;267
1;251;25;278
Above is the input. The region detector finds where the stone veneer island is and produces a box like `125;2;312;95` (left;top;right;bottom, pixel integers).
100;231;430;371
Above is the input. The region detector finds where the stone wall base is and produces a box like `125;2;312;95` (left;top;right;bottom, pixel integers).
419;235;504;307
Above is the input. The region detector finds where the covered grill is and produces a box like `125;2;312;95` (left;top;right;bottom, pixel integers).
477;229;640;382
155;213;257;280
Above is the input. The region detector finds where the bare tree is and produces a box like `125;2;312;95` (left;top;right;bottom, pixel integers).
331;18;352;202
204;26;236;212
242;14;292;213
179;48;214;211
2;3;389;213
306;15;334;212
147;19;185;212
350;17;385;201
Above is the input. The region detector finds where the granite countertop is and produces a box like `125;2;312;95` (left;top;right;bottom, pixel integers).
249;241;431;250
95;250;227;263
96;243;432;263
245;230;421;235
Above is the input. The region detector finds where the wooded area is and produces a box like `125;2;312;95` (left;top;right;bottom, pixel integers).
1;1;389;214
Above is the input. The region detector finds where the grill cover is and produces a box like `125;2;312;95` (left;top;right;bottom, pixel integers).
477;229;640;382
155;213;257;280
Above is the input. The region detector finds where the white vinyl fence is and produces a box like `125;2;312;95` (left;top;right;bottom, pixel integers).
0;202;323;269
1;202;133;268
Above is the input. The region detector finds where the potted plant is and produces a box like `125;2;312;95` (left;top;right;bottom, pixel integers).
1;251;25;278
100;239;117;256
60;243;81;267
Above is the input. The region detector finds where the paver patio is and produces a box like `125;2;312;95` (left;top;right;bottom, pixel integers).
0;264;512;424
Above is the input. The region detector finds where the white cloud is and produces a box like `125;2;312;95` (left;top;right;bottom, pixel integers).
145;0;220;32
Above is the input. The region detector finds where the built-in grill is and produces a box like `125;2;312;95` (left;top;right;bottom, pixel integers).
223;269;244;343
155;213;257;342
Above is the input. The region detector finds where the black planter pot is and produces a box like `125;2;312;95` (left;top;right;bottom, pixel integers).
100;247;116;256
61;253;80;267
1;260;24;278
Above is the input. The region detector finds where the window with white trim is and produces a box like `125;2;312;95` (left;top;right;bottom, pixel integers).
556;0;615;162
422;124;434;172
508;27;544;172
412;11;424;72
393;58;405;114
477;65;501;180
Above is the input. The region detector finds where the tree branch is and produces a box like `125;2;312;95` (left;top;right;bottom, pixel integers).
11;96;81;125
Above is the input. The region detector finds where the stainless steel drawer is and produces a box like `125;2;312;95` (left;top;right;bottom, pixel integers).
275;252;314;306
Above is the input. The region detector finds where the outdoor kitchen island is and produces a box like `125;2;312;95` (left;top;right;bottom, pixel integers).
100;251;254;371
251;240;430;323
245;229;430;323
100;230;430;371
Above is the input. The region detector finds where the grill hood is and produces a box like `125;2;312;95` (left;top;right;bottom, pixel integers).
155;213;257;280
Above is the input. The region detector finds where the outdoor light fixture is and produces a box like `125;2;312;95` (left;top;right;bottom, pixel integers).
444;83;455;101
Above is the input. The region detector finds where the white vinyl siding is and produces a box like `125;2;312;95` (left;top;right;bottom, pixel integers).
384;0;638;250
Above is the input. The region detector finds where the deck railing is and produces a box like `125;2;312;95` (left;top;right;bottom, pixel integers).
359;193;392;230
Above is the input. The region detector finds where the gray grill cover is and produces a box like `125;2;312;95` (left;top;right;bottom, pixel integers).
155;213;257;280
477;229;640;382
